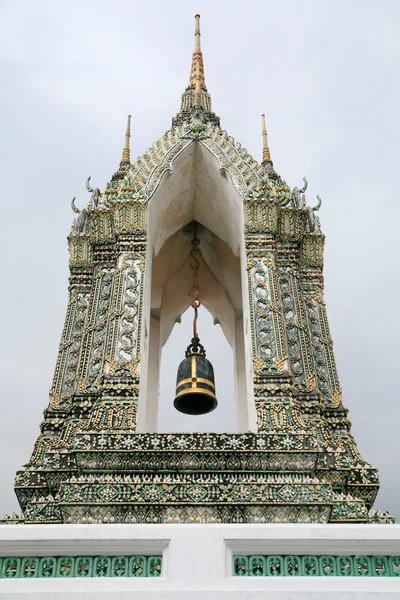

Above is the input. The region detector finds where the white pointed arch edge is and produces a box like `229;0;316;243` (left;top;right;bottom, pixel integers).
122;122;265;206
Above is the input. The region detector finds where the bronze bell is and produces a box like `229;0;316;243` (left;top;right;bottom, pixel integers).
174;337;217;415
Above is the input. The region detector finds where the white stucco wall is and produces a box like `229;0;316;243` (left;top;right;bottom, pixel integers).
0;523;399;598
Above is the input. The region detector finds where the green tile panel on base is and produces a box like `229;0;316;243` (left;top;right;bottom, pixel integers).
233;555;400;577
0;555;162;578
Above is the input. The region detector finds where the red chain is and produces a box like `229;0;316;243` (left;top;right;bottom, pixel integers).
188;232;202;339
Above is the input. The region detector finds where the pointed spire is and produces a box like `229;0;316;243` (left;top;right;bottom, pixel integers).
261;114;274;170
172;15;219;127
121;115;131;164
189;14;206;93
261;114;271;162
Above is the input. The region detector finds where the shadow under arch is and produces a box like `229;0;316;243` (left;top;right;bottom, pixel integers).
137;141;256;433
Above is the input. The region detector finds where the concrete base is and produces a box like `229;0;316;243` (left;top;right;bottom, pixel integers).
0;523;400;598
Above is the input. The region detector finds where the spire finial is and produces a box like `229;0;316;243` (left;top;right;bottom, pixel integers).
172;15;220;127
195;14;201;51
261;114;272;165
189;14;206;92
121;115;131;164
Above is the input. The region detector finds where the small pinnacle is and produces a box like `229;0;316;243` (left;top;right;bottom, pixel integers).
261;113;273;166
121;115;131;164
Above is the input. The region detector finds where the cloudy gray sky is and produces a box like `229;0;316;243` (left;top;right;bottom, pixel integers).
0;0;399;519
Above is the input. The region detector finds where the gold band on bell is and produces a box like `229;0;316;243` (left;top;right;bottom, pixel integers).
176;377;215;390
175;387;217;399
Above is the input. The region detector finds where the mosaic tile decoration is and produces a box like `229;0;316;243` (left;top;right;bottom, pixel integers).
0;555;162;578
233;555;400;577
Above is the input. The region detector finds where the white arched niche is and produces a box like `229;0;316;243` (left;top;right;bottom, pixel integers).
136;141;256;433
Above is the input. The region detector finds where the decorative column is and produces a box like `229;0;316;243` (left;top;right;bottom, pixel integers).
243;192;294;433
78;195;148;436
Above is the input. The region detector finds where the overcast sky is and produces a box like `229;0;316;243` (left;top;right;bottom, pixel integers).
0;0;399;520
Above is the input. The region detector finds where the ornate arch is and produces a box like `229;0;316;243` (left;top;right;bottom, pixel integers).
101;121;292;208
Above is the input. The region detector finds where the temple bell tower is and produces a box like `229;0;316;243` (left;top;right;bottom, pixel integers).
1;14;399;596
12;15;390;528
